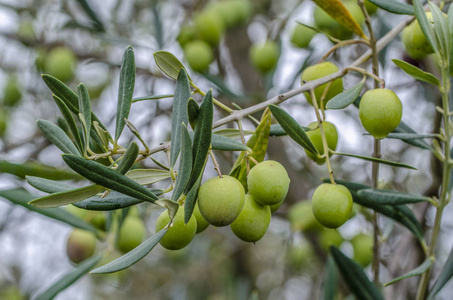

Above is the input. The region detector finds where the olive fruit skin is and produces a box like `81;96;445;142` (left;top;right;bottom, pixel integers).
183;40;214;72
66;228;97;264
194;11;224;46
351;233;373;267
155;206;197;250
117;217;145;253
198;175;245;226
44;47;77;82
290;24;315;49
249;41;279;73
288;200;322;232
305;121;339;164
311;183;353;229
359;88;402;139
402;12;435;59
319;228;343;251
247;160;290;206
193;203;209;233
230;195;271;242
0;108;8;137
364;0;378;15
301;62;343;109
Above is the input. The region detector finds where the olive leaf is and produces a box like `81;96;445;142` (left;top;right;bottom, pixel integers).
367;0;414;15
37;119;81;156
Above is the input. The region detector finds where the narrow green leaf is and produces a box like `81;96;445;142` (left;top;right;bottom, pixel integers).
427;247;453;299
330;247;384;300
132;94;173;103
213;128;254;139
115;46;136;142
29;184;105;208
394;121;433;150
326;78;365;109
323;255;338;300
0;160;81;180
53;95;84;154
153;51;189;81
74;0;104;32
392;59;440;86
37;119;80;155
125;169;171;185
269;105;318;155
73;190;162;211
448;4;453;73
90;229;167;274
270;124;288;136
334;152;417;170
413;0;438;53
35;255;102;300
429;2;450;61
116;142;138;174
62;154;158;203
0;189;100;234
211;134;250;152
172;124;193;202
367;0;414;15
170;69;191;167
184;167;204;224
357;188;431;205
42;74;109;134
26;176;74;193
186;90;213;192
78;83;92;155
187;98;199;130
230;111;272;189
384;133;438;140
384;257;433;286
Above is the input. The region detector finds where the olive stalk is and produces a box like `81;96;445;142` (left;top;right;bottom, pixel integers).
416;60;452;300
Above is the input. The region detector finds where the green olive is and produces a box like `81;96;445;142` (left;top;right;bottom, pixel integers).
230;195;271;242
183;40;214;72
304;121;339;164
155;206;197;250
290;24;316;49
288;200;322;232
198;175;245;226
301;62;343;109
247;160;290;206
249;40;280;73
311;183;353;229
44;47;77;82
359;88;402;139
193;203;209;233
194;11;224;46
117;217;145;253
351;233;373;267
66;228;97;264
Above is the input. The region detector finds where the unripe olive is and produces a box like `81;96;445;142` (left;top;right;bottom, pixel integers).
183;40;214;72
230;195;271;242
311;183;353;228
359;88;402;139
288;200;322;232
117;217;145;253
177;26;196;48
44;47;77;82
17;20;36;44
3;77;22;107
193;203;209;233
269;199;284;213
402;12;436;59
305;121;339;164
227;0;251;26
65;204;88;220
290;24;316;49
249;40;280;73
286;244;315;269
198;175;245;226
351;233;373;267
301;62;343;109
194;11;224;46
247;160;290;206
86;211;107;231
319;228;343;251
66;228;97;264
155;206;197;250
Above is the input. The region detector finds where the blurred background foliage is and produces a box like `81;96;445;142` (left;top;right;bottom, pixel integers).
0;0;451;299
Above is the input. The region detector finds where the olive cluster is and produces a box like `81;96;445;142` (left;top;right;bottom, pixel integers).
155;160;290;250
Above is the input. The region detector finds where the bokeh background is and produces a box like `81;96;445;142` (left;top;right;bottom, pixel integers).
0;0;452;299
